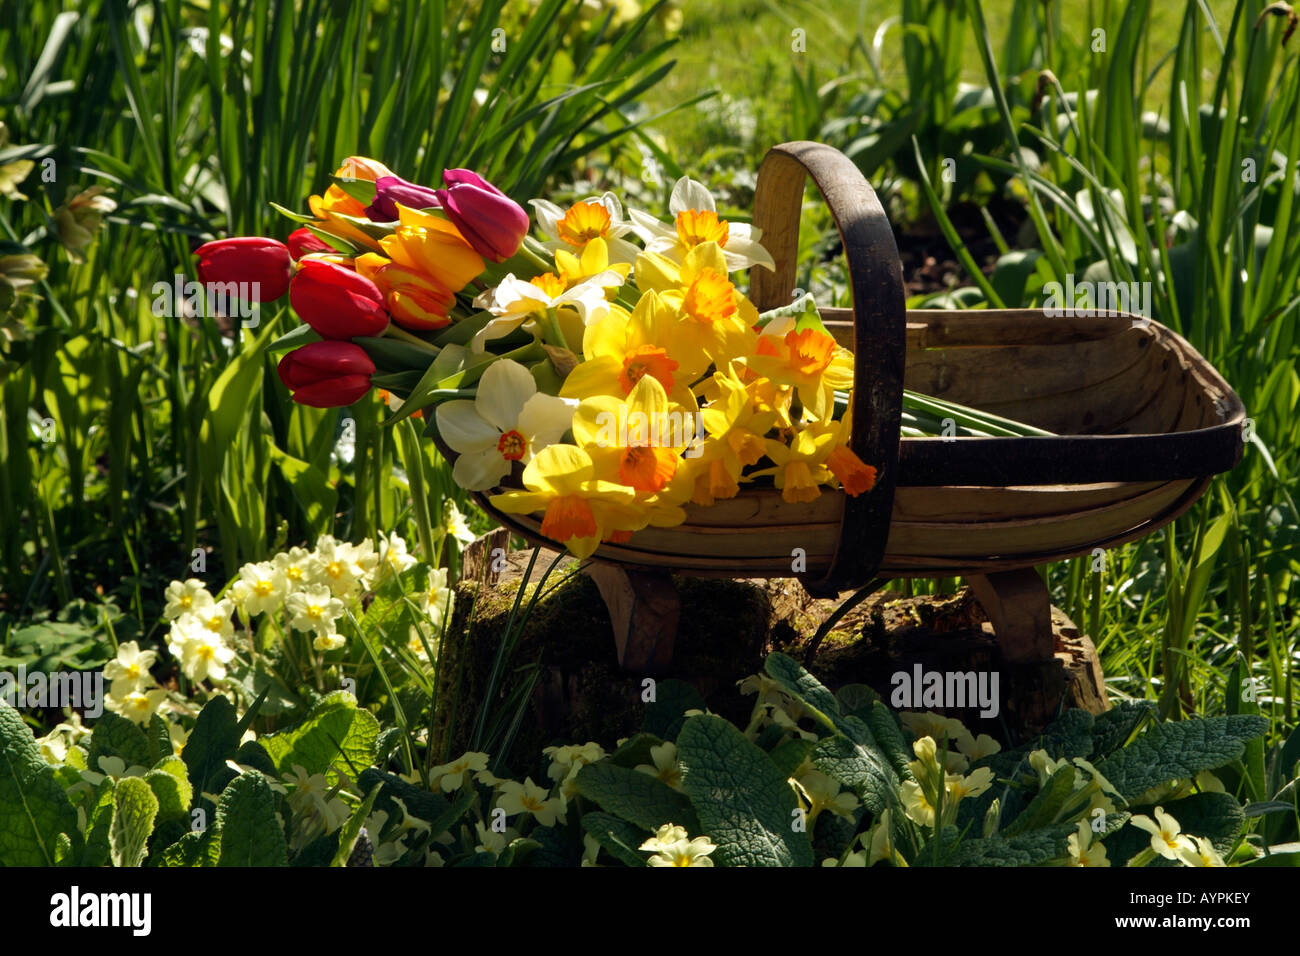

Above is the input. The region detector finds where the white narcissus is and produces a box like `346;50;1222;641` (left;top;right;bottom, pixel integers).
629;176;776;273
470;270;624;351
530;192;642;264
435;359;577;491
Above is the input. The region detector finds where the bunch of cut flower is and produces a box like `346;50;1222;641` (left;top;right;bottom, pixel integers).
198;157;1051;560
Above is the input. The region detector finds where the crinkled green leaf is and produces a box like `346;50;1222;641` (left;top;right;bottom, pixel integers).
80;778;116;867
154;827;219;867
260;691;380;786
946;822;1076;866
87;710;151;772
764;652;842;727
767;737;816;778
1091;701;1156;758
1095;716;1269;803
608;732;665;769
216;771;287;867
146;713;173;767
111;776;159;868
812;716;899;816
145;758;192;826
581;811;649;867
574;760;700;835
358;768;474;836
0;701;80;866
867;701;916;782
678;714;812;867
1001;764;1078;838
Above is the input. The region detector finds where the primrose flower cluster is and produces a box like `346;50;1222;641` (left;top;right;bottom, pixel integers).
98;530;456;728
198;159;879;559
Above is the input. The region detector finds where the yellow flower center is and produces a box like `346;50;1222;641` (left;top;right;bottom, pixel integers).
498;429;528;461
557;201;612;246
682;268;737;325
204;615;224;633
198;644;215;662
675;209;729;249
307;604;323;619
530;272;566;298
126;663;140;679
254;580;274;597
521;794;545;812
179;595;192;609
326;560;346;579
287;566;304;581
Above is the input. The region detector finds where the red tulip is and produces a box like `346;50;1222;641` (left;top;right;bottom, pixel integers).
194;237;291;302
287;227;336;260
435;169;529;263
289;258;389;339
277;341;375;407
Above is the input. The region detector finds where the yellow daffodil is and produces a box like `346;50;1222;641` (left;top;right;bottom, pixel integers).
496;777;565;827
560;288;701;405
753;424;838;504
683;369;776;506
531;193;642;264
1067;818;1109;867
629;176;776;273
489;444;644;558
742;315;854;420
554;236;631;289
634;242;759;367
819;413;878;496
1130;806;1195;860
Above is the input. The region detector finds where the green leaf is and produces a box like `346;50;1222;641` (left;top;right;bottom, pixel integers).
1095;716;1270;802
677;714;812;867
146;713;173;767
946;822;1076;866
0;702;80;866
111;776;159;867
358;768;475;837
182;695;241;799
768;737;817;778
581;811;649;867
267;322;321;354
643;679;706;740
866;701;917;783
86;710;151;771
154;827;219;868
145;758;193;826
259;691;380;786
80;778;116;867
608;732;666;769
1090;701;1156;757
574;761;700;835
764;652;842;727
812;720;899;816
331;783;382;867
216;772;288;867
1001;764;1078;838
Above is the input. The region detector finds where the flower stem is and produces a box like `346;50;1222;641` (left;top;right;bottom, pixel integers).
384;324;441;353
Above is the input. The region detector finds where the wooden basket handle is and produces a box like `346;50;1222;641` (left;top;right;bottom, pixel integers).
750;142;905;597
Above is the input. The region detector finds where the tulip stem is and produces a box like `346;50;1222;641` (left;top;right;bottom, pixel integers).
383;324;441;353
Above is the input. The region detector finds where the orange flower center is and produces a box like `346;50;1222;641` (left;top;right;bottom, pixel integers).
785;328;836;378
498;429;528;461
530;272;567;298
682;268;737;325
618;446;677;492
675;209;729;249
557;202;612;246
540;495;597;543
619;346;679;394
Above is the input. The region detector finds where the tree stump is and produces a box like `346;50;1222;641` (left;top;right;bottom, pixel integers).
431;544;1109;765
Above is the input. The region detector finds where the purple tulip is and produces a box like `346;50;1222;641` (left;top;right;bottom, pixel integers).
434;169;530;263
364;175;442;222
